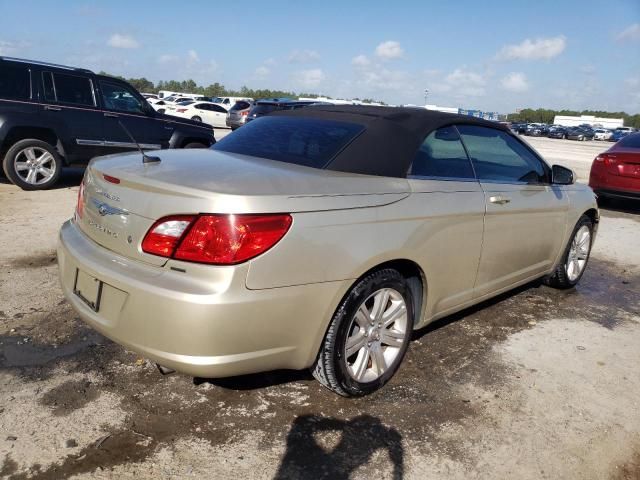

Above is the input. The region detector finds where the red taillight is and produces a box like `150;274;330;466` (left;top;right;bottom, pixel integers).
595;154;616;167
75;181;85;220
103;174;120;184
141;214;292;265
241;111;248;116
142;215;195;257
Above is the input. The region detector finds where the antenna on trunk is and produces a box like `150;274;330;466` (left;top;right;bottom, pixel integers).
117;119;161;164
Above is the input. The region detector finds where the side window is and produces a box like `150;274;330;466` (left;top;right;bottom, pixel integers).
457;125;547;184
211;105;227;113
42;72;55;102
409;126;475;180
100;81;145;114
51;73;95;106
0;63;31;100
196;104;210;110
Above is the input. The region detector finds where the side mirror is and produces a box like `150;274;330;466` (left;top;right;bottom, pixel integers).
552;165;575;185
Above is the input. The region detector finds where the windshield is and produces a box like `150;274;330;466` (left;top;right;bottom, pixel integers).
212;116;365;169
617;134;640;148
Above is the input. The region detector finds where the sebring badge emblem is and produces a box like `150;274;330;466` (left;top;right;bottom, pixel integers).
91;197;129;217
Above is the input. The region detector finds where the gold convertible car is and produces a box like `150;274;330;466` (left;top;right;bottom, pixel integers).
58;106;598;396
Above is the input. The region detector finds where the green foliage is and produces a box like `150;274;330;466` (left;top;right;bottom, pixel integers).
507;108;640;129
98;72;385;104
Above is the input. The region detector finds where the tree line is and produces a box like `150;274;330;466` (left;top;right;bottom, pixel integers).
99;73;382;104
507;108;640;129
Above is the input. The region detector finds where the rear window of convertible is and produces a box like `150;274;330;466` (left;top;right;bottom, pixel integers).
212;116;365;168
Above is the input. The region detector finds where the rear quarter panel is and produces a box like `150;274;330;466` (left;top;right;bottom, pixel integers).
246;182;486;326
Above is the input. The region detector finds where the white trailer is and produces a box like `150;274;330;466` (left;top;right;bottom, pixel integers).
553;115;624;129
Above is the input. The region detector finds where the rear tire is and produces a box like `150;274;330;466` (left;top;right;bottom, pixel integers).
545;215;593;289
191;116;202;122
312;269;414;397
183;142;208;149
2;139;62;190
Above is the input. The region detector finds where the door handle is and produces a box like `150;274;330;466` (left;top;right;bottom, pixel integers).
104;112;118;118
44;105;61;111
489;195;511;205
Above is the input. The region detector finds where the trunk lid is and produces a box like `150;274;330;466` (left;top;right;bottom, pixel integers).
78;149;409;264
608;150;640;179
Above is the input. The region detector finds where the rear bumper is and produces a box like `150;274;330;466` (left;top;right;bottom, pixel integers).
57;220;346;378
593;188;640;201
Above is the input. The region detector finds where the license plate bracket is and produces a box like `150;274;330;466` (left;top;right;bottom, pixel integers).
73;269;103;312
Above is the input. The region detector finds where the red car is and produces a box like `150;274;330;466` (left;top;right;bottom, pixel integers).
589;132;640;202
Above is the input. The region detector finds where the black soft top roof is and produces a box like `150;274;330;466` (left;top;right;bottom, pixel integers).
272;105;507;178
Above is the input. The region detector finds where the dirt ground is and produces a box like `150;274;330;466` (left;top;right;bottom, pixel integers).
1;136;639;479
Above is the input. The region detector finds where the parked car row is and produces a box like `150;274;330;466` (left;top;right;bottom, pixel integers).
510;122;636;142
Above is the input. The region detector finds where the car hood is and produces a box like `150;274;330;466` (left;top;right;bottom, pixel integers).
88;149;410;218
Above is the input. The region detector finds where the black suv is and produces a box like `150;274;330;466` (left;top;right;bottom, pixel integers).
245;98;318;124
0;57;215;190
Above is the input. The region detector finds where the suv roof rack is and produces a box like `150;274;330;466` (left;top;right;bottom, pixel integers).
0;56;94;74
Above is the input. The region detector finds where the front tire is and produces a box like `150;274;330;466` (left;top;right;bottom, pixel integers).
2;139;62;190
312;269;414;397
545;215;593;289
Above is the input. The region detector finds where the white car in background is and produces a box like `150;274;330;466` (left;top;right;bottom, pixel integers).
211;96;253;109
593;129;613;141
171;101;229;128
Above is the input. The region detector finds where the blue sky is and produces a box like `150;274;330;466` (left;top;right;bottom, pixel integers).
1;0;639;113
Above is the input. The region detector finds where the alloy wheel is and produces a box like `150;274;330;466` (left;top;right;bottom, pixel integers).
344;288;408;382
14;147;57;186
566;225;591;281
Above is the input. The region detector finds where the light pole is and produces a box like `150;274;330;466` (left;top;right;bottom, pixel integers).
424;89;429;107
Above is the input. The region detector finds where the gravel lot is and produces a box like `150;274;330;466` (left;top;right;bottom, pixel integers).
1;135;639;479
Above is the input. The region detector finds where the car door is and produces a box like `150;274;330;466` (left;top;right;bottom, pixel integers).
40;71;104;163
456;125;569;298
98;80;171;153
205;104;228;128
406;126;486;315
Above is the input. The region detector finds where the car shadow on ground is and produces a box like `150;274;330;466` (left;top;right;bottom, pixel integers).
598;198;640;215
194;369;313;390
0;167;84;190
273;414;404;480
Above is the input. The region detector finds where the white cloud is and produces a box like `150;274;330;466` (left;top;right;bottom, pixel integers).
442;68;487;97
107;33;139;49
156;51;217;81
158;54;178;64
495;35;566;61
351;54;371;67
616;23;640;42
0;39;29;55
254;66;270;78
292;68;325;89
501;72;529;92
375;41;404;60
288;49;320;63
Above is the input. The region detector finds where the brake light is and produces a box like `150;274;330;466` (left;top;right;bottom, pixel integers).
75;181;85;221
141;214;292;264
595;154;616;167
142;215;195;257
241;111;248;116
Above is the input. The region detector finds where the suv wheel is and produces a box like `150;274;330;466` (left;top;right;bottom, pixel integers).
183;142;207;149
312;269;414;397
3;139;62;190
